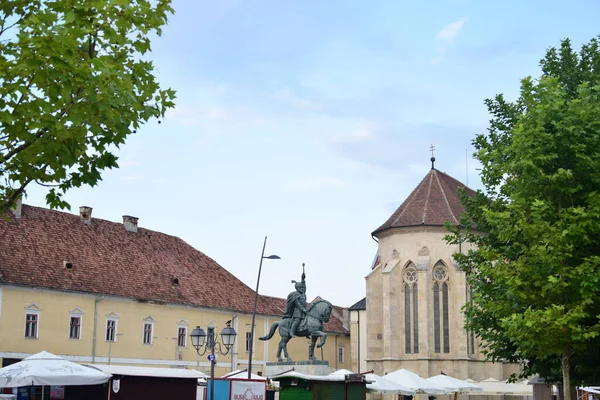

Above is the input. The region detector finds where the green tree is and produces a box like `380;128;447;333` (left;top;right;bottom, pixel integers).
0;0;175;211
448;37;600;398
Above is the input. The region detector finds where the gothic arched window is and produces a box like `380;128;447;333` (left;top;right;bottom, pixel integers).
403;263;419;354
432;262;450;353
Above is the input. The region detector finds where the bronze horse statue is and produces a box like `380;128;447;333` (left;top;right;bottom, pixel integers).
259;299;333;361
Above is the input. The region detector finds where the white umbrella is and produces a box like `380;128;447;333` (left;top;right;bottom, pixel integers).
477;377;533;396
364;373;415;396
329;369;355;376
427;374;483;393
385;369;447;395
0;351;111;387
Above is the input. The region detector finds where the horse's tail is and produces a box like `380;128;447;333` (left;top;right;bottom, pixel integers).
259;321;280;341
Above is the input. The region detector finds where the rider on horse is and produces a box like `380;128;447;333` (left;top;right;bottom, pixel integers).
284;269;307;338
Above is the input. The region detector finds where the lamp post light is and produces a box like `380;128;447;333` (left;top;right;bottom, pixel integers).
190;321;237;400
248;236;280;379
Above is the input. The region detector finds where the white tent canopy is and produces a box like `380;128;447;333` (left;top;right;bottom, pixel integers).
0;351;111;388
427;374;483;393
385;369;447;395
476;378;533;396
364;373;415;396
221;369;266;381
329;369;355;376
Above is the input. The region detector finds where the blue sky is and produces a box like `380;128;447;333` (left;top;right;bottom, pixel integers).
25;0;600;306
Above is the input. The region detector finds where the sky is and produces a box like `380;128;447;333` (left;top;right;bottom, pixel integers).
23;0;600;307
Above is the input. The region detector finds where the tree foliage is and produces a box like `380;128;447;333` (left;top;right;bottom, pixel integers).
0;0;175;211
448;37;600;389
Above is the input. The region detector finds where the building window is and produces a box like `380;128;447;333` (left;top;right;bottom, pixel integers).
68;308;83;340
178;326;187;347
245;332;252;352
466;284;475;354
433;263;450;353
25;313;38;338
142;317;155;345
106;319;117;342
69;316;81;339
206;326;216;348
403;264;419;354
143;323;153;344
338;346;344;363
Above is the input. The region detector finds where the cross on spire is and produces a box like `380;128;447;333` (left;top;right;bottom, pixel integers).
430;144;436;169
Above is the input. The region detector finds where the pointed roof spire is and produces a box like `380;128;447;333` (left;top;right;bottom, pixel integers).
372;167;476;237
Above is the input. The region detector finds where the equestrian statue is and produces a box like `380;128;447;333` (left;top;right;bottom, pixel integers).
259;264;333;361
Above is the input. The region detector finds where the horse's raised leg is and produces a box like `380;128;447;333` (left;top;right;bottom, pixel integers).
311;331;327;348
308;335;318;360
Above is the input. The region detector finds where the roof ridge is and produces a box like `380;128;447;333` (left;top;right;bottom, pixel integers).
389;173;429;227
421;171;434;224
18;204;183;241
432;170;458;224
372;167;475;235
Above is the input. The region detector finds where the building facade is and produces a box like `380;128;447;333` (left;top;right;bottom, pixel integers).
362;166;520;380
0;202;350;376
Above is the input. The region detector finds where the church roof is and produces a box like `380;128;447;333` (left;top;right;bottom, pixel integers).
0;204;348;334
372;168;475;236
349;297;366;310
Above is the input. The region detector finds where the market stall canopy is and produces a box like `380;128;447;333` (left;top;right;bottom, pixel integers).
271;371;355;382
221;370;267;381
329;369;356;376
427;374;483;393
364;373;415;396
89;364;206;379
0;351;111;388
384;369;447;395
476;378;533;396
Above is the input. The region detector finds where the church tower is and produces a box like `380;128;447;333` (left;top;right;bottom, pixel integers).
364;161;519;380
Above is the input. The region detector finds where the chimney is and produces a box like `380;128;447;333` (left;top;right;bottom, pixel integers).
123;215;139;233
11;195;22;219
79;206;93;224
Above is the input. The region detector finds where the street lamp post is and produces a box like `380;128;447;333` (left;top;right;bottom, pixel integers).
248;236;280;379
190;321;237;400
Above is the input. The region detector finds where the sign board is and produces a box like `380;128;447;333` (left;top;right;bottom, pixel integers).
112;379;121;393
345;374;364;383
208;354;216;362
231;380;266;400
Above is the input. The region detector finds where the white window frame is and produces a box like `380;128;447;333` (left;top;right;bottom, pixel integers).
68;308;83;340
338;346;345;363
142;317;155;345
24;305;40;339
177;320;188;348
105;312;119;342
245;332;252;353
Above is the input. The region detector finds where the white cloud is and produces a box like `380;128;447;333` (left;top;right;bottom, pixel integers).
274;88;323;111
283;176;345;193
329;129;374;144
432;17;468;64
165;104;259;128
205;108;227;120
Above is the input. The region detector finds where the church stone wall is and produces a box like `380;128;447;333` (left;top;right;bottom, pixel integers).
365;225;515;380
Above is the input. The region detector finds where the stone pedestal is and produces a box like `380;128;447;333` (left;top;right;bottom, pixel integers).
263;360;334;377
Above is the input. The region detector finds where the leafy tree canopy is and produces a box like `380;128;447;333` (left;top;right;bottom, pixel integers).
448;37;600;392
0;0;176;211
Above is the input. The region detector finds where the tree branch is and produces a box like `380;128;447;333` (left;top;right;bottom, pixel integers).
0;87;86;166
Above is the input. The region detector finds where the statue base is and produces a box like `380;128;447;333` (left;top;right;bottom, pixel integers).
263;360;334;377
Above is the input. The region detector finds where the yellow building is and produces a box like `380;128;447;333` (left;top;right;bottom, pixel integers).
0;202;351;376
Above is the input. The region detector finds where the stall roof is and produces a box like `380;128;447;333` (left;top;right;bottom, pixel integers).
221;370;267;381
271;371;362;383
88;365;207;379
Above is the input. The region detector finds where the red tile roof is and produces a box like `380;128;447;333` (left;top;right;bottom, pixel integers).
372;168;475;236
0;205;348;333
